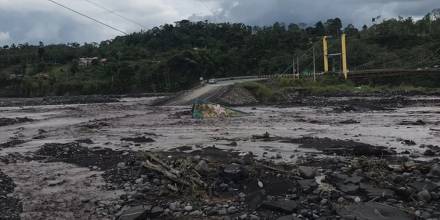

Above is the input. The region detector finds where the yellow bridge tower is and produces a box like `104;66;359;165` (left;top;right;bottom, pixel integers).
322;34;349;79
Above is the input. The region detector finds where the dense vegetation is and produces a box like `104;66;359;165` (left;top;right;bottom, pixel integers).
1;10;440;97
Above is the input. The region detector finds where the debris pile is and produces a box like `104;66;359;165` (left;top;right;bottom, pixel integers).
192;103;245;119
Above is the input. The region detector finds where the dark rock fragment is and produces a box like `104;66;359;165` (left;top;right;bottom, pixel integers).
260;200;298;213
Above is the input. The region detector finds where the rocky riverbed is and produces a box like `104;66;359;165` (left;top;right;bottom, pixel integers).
0;95;440;219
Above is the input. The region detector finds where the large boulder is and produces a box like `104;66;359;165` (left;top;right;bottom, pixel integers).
298;166;317;179
335;202;414;220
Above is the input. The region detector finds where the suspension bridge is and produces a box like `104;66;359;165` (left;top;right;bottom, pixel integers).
256;33;440;82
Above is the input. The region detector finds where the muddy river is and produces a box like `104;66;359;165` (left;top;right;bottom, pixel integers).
1;96;439;219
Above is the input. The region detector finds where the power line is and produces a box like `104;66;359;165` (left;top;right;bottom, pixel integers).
47;0;128;35
82;0;147;30
198;0;216;23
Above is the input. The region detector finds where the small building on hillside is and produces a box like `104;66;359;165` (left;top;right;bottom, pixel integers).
79;57;99;67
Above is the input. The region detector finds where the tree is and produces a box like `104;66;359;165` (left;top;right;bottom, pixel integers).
326;18;342;36
344;24;359;37
431;9;440;20
314;21;326;36
38;41;45;61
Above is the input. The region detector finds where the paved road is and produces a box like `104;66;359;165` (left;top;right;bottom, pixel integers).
165;78;263;106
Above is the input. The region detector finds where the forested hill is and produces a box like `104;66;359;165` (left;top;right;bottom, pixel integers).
1;10;440;97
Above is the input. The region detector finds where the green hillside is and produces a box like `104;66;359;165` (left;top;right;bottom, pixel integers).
1;11;440;97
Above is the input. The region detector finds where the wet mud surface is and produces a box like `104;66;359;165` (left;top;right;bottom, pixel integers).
0;117;33;127
0;95;440;219
0;170;22;220
0;95;120;107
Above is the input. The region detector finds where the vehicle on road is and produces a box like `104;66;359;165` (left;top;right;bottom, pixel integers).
208;79;217;84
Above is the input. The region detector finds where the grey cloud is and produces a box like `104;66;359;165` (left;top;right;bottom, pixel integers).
0;0;206;45
193;0;440;27
0;0;439;45
0;10;107;45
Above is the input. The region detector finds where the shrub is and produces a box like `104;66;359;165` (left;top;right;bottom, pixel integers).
241;81;274;101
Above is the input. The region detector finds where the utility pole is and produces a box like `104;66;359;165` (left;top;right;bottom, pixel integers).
292;56;296;75
341;33;348;80
313;46;316;81
323;36;329;73
296;56;300;78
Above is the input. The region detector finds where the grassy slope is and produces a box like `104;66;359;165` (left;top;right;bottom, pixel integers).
239;76;440;103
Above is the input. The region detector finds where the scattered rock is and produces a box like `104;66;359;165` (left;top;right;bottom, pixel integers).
117;162;126;169
276;215;300;220
298;166;317;179
339;119;360;124
252;132;271;140
189;210;202;216
428;164;440;177
345;175;363;184
217;208;227;215
260;200;298;213
249;214;260;220
169;202;179;211
117;205;151;220
297;179;318;192
223;163;243;177
239;214;248;219
360;183;394;198
150;206;163;216
424;149;436;156
401;139;416;146
228;141;238;147
121;136;155;143
195;160;209;173
227;206;238;214
75;138;94;144
47;179;65;186
399;120;426;126
418;190;432;202
339;183;359;194
336;202;414;220
35;142;137;170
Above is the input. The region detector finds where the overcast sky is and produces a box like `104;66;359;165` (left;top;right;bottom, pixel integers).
0;0;439;45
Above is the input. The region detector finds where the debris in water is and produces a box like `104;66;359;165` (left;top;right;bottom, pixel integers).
192;102;246;119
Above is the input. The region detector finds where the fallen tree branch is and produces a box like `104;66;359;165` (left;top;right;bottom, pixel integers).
144;159;191;187
145;152;181;175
